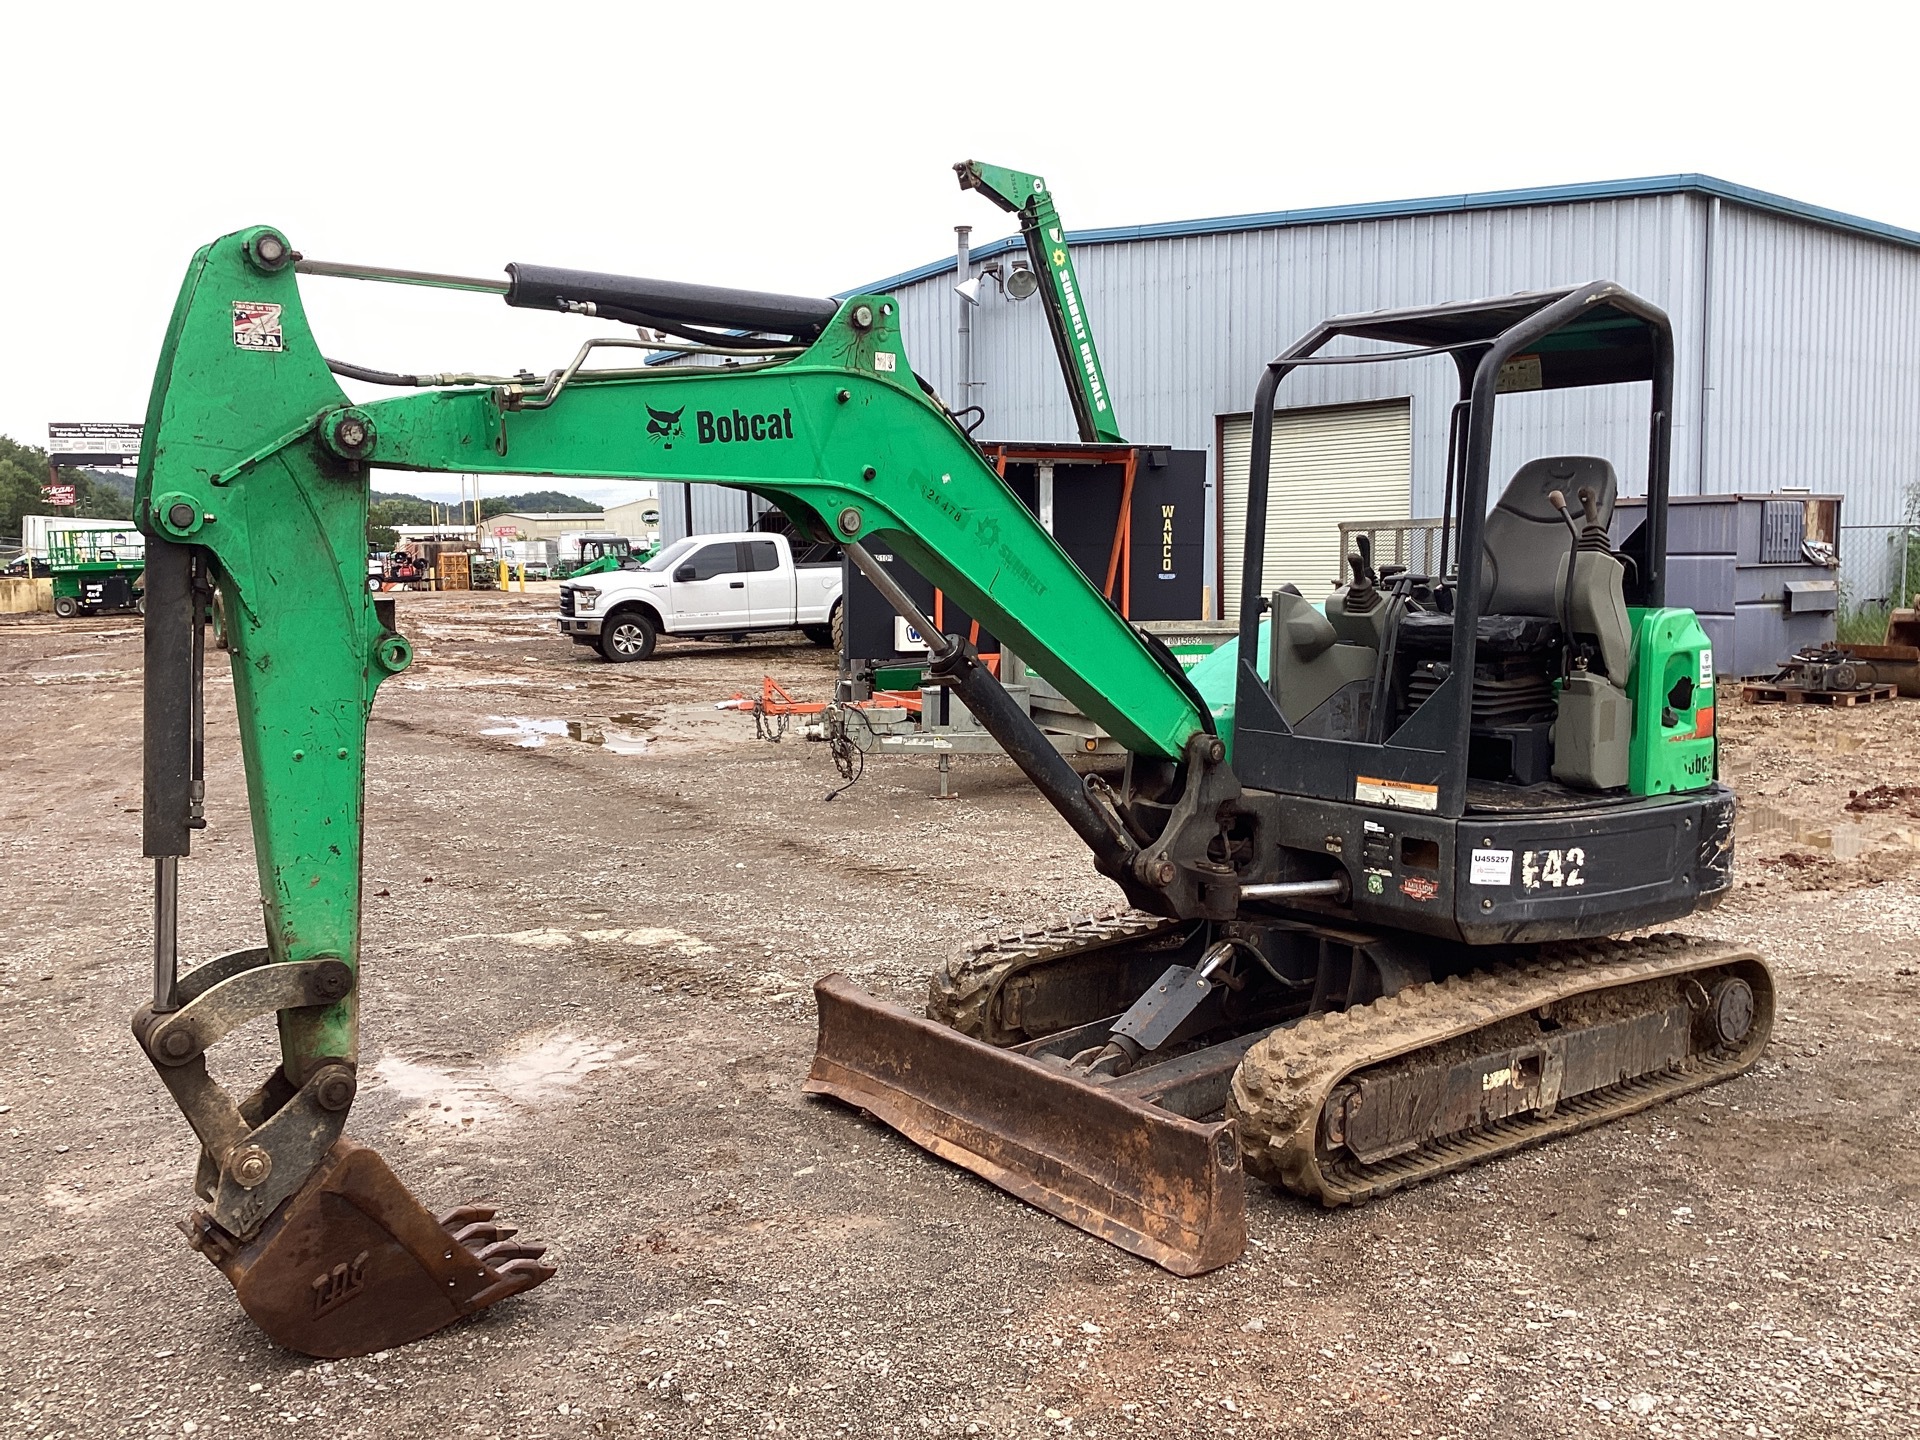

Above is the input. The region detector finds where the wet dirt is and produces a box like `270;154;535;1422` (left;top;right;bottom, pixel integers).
1;592;1917;1439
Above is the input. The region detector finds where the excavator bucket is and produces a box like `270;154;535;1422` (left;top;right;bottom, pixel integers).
805;975;1245;1275
180;1140;555;1359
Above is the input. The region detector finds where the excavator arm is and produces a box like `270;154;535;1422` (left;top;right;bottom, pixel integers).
132;225;1230;1356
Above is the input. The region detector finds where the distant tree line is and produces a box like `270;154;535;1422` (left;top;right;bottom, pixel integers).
1;438;597;554
0;434;134;543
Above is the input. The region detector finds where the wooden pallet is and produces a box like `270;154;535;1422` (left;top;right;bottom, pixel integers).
1740;682;1899;707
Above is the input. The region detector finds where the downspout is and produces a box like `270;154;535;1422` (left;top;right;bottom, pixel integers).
1695;195;1718;496
955;225;974;417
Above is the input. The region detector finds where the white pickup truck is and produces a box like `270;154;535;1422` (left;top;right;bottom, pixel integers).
558;531;843;662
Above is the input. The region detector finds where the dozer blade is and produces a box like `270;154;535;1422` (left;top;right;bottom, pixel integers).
181;1139;555;1359
805;974;1245;1275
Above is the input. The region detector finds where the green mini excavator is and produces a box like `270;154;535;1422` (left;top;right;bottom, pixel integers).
134;224;1770;1358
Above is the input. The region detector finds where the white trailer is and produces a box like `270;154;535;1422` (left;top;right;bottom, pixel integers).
22;514;143;559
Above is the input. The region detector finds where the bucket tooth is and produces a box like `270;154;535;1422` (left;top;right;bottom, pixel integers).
805;974;1244;1276
190;1139;554;1359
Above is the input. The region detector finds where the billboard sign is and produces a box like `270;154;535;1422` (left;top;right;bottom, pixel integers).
42;483;77;506
48;422;142;468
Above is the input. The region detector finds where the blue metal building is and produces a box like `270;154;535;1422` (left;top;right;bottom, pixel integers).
860;175;1920;621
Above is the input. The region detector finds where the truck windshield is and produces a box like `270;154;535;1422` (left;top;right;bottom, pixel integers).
638;538;698;573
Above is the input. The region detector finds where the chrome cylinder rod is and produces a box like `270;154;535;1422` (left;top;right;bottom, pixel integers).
295;259;509;295
1240;877;1348;902
843;541;957;661
153;856;180;1013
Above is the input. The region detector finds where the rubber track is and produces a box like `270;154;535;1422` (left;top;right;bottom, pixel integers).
1227;933;1774;1206
927;909;1181;1043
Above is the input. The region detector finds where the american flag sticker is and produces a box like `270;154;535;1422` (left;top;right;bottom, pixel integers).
232;301;285;352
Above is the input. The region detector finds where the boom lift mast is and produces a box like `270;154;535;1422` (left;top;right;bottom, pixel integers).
134;225;1771;1359
955;160;1125;444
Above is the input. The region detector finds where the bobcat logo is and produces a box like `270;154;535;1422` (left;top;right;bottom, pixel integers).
646;405;685;449
975;514;1002;548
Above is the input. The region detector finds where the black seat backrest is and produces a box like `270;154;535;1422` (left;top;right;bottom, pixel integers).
1480;456;1618;617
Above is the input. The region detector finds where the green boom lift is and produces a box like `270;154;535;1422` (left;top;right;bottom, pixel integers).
956;159;1125;444
133;225;1771;1360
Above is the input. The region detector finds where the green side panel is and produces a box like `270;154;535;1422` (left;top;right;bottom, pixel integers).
874;665;926;691
1626;606;1716;796
1183;623;1272;764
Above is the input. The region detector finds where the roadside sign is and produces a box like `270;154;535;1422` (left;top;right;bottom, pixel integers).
42;484;77;506
48;422;142;468
493;526;516;537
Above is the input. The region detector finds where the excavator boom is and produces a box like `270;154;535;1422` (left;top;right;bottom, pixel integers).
132;225;1215;1355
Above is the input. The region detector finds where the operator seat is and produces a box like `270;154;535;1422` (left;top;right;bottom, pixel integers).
1481;456;1618;615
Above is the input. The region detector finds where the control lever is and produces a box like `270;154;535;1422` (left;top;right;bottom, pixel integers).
1344;534;1380;613
1547;490;1582;674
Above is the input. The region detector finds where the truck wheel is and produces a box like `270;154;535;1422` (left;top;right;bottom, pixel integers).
830;601;845;655
801;625;833;646
598;611;657;662
53;596;79;618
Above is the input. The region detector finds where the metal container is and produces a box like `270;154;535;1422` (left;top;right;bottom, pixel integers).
1612;493;1842;679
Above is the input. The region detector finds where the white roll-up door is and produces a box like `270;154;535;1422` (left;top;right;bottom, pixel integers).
1219;400;1412;614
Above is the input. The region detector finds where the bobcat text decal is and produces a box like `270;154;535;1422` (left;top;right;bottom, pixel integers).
696;408;794;444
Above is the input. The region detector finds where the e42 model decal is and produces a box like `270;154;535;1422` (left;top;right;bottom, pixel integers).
1520;847;1586;889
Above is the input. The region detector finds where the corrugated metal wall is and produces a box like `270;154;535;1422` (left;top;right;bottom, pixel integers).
876;192;1919;614
655;482;770;545
1700;202;1920;602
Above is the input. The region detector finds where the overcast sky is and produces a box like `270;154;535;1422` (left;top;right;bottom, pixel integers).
4;1;1912;505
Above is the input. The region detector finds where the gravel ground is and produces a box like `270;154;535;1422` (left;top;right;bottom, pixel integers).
1;593;1916;1440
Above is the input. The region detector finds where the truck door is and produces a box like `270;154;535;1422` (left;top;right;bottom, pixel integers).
672;541;749;624
741;539;790;626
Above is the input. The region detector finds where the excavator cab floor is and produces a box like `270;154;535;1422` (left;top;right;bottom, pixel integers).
181;1139;555;1359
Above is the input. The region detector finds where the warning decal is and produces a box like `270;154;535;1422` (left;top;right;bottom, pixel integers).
232;301;285;352
1355;775;1440;812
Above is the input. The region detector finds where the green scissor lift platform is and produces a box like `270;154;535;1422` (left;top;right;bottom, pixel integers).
49;529;146;617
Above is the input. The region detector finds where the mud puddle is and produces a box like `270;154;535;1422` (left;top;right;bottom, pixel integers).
481;712;658;753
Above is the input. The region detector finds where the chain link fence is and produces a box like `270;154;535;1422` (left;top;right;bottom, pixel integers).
1837;523;1920;643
